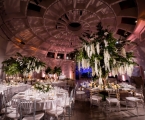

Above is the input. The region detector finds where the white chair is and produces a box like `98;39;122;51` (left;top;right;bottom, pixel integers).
134;85;144;99
90;90;102;107
64;89;74;119
45;97;65;120
106;89;120;112
4;87;13;100
2;98;21;120
75;83;86;101
125;85;145;116
20;99;44;120
2;88;15;114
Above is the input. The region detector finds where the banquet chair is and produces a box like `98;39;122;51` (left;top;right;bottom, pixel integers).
4;87;13;99
90;90;102;108
106;89;120;113
64;89;74;119
2;88;13;110
20;99;44;120
45;96;66;120
125;96;145;116
125;86;145;116
2;98;21;120
134;85;144;99
0;92;5;116
75;83;86;101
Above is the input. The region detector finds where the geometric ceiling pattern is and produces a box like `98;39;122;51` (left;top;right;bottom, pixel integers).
0;0;138;58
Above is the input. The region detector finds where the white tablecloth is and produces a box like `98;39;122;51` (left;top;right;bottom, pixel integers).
0;83;31;94
12;87;68;111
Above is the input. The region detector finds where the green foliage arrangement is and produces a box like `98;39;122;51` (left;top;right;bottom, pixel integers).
76;22;137;84
2;52;46;76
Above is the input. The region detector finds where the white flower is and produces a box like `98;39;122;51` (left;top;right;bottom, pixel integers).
104;32;108;36
44;87;47;91
92;67;95;76
99;77;103;85
104;40;108;47
95;58;98;76
121;48;126;57
91;43;95;54
96;43;100;54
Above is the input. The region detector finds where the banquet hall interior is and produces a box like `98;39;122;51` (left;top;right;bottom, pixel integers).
0;0;145;120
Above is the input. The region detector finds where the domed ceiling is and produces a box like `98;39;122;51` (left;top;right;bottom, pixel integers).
0;0;138;58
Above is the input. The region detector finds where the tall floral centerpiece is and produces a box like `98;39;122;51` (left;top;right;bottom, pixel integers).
2;53;46;82
76;22;136;87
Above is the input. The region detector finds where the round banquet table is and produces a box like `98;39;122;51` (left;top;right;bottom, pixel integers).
12;88;68;111
0;83;31;94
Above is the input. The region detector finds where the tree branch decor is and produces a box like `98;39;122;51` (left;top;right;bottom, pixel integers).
76;22;136;84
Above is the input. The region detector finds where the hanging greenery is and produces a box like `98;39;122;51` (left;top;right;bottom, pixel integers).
76;22;137;84
2;52;46;76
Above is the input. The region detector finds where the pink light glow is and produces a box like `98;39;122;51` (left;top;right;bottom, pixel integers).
70;71;72;79
42;72;45;77
122;75;125;81
109;72;112;77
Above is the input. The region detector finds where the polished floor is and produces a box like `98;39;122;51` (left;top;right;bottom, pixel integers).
1;97;145;120
67;100;145;120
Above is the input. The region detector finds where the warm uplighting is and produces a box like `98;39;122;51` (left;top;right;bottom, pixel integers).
42;72;45;77
109;72;112;77
70;72;72;79
122;74;126;81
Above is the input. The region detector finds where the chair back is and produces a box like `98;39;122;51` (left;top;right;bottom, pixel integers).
3;88;13;105
119;90;129;101
0;92;3;111
75;82;79;90
69;89;74;105
90;90;100;98
108;89;119;99
64;85;70;91
20;99;36;120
